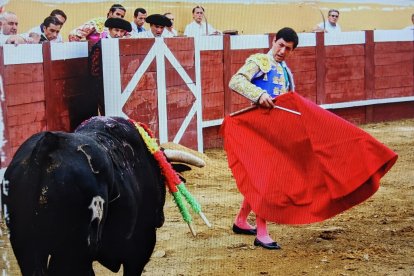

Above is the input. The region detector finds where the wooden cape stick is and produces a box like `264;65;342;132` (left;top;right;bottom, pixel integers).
230;105;301;117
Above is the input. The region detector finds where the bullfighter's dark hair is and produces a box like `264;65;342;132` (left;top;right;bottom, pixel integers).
43;15;63;28
192;5;204;13
50;9;67;21
275;27;299;49
134;8;147;17
109;4;126;13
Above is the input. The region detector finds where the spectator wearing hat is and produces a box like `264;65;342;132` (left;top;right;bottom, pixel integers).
184;6;220;37
162;12;177;37
69;3;126;46
312;9;341;33
130;8;147;34
27;9;67;42
89;17;132;115
133;14;172;38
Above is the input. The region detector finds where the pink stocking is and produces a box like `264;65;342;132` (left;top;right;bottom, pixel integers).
234;199;255;230
256;215;274;244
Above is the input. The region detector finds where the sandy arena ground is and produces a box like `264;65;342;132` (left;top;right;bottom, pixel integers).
1;118;413;276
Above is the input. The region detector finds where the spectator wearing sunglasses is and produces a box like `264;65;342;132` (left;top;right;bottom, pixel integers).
312;9;341;33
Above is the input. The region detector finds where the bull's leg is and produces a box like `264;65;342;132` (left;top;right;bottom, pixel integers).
122;229;156;276
12;246;48;276
48;254;94;276
47;240;94;276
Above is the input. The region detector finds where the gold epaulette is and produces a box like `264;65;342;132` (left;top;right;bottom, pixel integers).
246;53;271;73
89;17;106;33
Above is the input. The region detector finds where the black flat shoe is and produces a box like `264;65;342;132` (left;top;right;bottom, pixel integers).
232;224;257;235
254;238;281;250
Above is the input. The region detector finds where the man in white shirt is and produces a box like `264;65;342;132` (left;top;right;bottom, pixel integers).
313;9;341;33
130;8;147;35
134;14;172;38
184;6;220;37
0;11;39;45
0;11;17;35
162;12;177;37
27;9;66;42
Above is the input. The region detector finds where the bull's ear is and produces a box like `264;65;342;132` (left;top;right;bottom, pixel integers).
32;132;60;165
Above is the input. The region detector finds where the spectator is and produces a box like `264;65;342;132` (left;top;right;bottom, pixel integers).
184;6;220;36
68;3;126;45
38;16;63;43
162;12;177;37
27;9;67;42
134;14;171;38
0;12;39;45
312;9;341;33
130;8;147;34
89;17;131;115
0;11;17;35
404;13;414;30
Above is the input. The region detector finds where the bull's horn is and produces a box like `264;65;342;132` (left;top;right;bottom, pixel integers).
163;149;206;168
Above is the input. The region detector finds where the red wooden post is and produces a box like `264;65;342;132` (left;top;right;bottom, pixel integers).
42;42;60;131
315;32;326;104
364;30;375;122
223;34;232;115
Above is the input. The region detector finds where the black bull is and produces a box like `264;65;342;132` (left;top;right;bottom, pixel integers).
1;117;172;275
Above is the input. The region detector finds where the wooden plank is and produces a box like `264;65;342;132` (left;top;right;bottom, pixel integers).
330;107;366;125
3;63;43;85
293;71;317;85
372;102;414;122
201;50;223;64
8;121;46;148
54;77;90;98
375;41;413;53
165;67;195;87
119;38;155;55
375;75;413;90
325;57;365;82
374;52;414;66
203;125;223;148
375;62;413;77
325;45;365;57
165;50;195;69
5;82;45;106
164;37;194;51
374;86;414;98
51;58;88;79
121;71;157;92
287;56;316;72
325;79;366;103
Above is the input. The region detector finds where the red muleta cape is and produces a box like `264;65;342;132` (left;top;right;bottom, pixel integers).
221;92;398;224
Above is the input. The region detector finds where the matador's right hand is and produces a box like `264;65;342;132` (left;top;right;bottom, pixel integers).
258;93;275;109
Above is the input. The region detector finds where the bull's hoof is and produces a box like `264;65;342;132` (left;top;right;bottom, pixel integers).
253;238;281;250
232;224;257;235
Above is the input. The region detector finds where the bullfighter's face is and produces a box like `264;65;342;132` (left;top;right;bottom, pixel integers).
271;37;294;63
